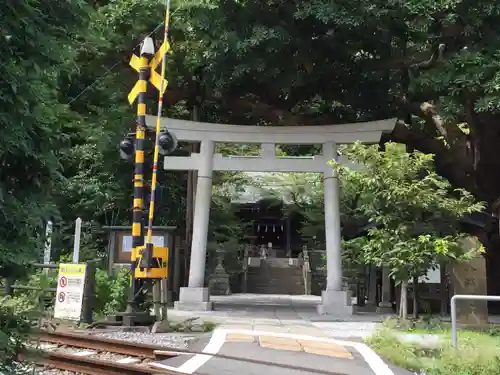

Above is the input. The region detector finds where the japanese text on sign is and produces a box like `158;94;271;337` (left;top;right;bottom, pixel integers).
54;263;86;321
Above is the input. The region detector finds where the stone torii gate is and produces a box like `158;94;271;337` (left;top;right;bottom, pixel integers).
145;115;396;316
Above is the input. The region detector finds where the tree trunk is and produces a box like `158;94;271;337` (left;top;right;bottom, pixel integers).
440;263;448;316
412;276;419;319
399;280;408;320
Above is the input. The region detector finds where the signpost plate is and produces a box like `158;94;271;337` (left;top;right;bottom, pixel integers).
54;263;86;321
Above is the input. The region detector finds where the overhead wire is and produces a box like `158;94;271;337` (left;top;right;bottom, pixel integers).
68;2;192;106
67;21;165;105
67;11;180;106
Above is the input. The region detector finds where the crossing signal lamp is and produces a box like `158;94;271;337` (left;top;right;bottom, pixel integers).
158;130;178;155
119;130;177;160
119;137;134;160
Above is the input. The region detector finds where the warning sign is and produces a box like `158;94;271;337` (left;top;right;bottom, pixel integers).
59;276;67;288
58;292;65;302
54;263;86;321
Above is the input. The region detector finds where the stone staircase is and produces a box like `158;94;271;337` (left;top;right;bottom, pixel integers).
246;259;304;295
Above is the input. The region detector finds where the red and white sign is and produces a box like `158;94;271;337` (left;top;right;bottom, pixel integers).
59;276;67;288
54;264;86;321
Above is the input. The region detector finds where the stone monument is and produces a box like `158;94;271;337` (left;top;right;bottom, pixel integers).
449;237;488;326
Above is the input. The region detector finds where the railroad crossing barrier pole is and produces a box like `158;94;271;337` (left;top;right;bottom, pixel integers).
451;294;500;347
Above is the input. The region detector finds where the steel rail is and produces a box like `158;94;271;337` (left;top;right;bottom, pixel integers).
36;330;351;375
37;330;172;359
27;350;182;375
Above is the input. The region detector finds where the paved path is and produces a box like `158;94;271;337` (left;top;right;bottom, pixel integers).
149;295;412;375
151;321;412;375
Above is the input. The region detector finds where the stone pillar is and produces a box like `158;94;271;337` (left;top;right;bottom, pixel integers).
378;267;393;313
175;140;215;311
317;142;353;316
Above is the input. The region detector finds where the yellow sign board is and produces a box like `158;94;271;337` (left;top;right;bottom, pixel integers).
132;245;169;279
54;264;86;321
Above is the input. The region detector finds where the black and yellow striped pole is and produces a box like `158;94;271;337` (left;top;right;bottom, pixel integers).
126;37;155;311
124;3;172;318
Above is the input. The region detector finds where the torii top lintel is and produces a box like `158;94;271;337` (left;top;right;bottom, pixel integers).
145;116;397;144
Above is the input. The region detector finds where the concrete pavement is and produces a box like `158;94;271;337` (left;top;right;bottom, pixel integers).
151;320;412;375
149;294;412;375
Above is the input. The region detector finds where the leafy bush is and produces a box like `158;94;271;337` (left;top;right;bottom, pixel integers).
0;296;37;372
94;267;130;317
7;266;130;324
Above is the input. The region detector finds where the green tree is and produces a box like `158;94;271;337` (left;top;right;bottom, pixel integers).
0;0;90;368
52;0;192;260
154;0;500;267
336;142;484;319
0;0;89;272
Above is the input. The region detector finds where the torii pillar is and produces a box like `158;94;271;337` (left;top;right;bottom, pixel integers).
175;140;215;310
317;142;353;315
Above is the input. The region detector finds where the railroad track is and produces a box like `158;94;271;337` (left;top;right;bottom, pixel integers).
21;330;182;375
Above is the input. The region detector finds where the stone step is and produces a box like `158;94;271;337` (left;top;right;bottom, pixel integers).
246;266;305;294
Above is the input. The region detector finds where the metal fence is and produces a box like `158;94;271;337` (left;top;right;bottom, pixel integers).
451;294;500;347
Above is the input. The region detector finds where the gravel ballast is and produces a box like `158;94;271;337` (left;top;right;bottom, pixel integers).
90;331;197;348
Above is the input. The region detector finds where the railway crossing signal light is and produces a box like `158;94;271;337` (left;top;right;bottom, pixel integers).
158;130;177;155
119;137;134;160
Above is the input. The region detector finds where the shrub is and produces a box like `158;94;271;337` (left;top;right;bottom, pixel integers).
94;267;130;317
0;296;37;372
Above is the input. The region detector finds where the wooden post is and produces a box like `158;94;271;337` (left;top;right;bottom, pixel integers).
81;261;96;324
440;263;448;316
242;246;249;293
3;277;13;296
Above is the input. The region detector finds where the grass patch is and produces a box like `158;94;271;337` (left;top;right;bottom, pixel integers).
166;318;218;333
367;326;500;375
382;316;450;333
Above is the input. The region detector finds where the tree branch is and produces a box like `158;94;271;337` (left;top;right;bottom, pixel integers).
165;85;308;125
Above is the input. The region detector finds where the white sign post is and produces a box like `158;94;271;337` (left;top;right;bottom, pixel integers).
43;220;53;275
73;218;82;264
54;263;86;321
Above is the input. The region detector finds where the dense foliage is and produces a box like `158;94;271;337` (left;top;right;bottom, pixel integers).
3;0;500;277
